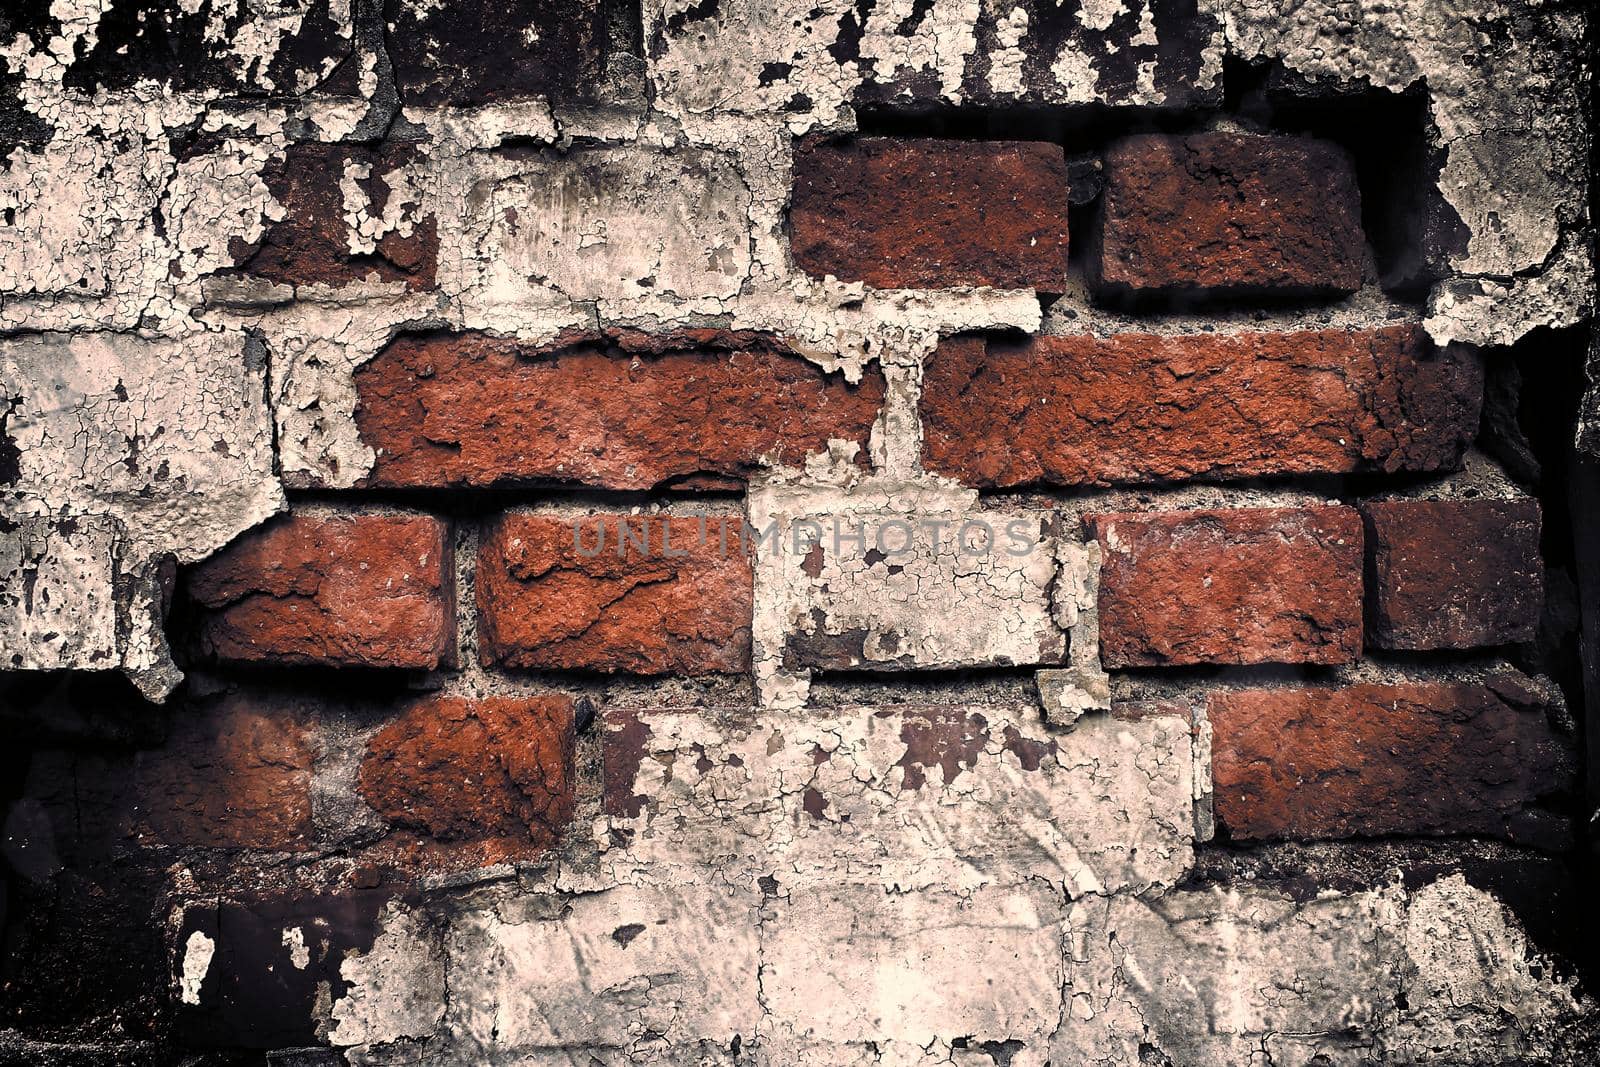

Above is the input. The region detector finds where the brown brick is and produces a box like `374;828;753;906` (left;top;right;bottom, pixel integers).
477;514;752;675
131;694;313;850
921;325;1482;488
790;137;1071;290
357;695;575;846
1361;498;1543;650
1089;506;1363;667
228;142;437;291
1095;132;1364;297
188;512;454;669
1209;675;1575;846
354;329;885;490
385;0;613;108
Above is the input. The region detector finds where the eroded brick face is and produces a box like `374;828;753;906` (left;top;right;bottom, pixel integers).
1209;675;1575;846
229;142;438;291
790;137;1072;290
1090;506;1364;667
921;326;1482;487
131;694;314;850
1095;132;1365;297
187;512;454;669
2;0;1590;1059
357;695;575;846
1361;497;1543;649
478;514;752;674
384;0;614;108
354;330;885;490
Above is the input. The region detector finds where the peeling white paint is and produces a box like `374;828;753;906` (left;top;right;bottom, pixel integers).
180;930;215;1006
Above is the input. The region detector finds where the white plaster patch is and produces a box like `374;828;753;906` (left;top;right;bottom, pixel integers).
180;930;216;1006
760;880;1064;1065
330;903;446;1048
600;703;1197;897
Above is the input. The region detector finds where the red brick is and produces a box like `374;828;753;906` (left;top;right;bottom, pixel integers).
188;512;454;669
1089;506;1363;667
478;514;752;675
228;142;437;290
19;696;312;854
1361;497;1543;650
1095;132;1364;296
357;695;574;846
1209;675;1575;845
130;694;313;849
921;325;1481;488
790;137;1071;290
354;329;885;490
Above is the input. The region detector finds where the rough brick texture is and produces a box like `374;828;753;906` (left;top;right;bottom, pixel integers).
354;330;885;490
922;326;1482;488
229;142;438;291
3;0;1594;1059
1090;506;1364;667
478;514;752;674
21;694;312;853
1210;675;1575;845
1361;498;1543;650
187;512;454;669
358;695;575;846
1096;132;1365;297
130;694;313;850
790;137;1071;290
384;0;613;108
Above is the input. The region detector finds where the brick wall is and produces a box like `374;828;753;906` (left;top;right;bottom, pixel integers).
0;0;1596;1064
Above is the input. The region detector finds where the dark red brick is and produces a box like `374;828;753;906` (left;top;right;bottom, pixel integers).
130;694;313;850
1209;675;1576;846
1089;506;1364;667
1095;132;1364;297
188;512;454;669
478;514;752;675
354;329;884;490
1361;497;1543;650
790;137;1071;290
228;141;437;291
384;0;613;108
921;325;1482;488
357;695;574;847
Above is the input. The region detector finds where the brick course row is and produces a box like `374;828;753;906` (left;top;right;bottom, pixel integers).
247;131;1368;301
186;496;1541;675
791;132;1365;297
34;673;1567;859
344;323;1480;492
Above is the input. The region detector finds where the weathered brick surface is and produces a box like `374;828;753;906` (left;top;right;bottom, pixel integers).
1095;132;1365;296
762;881;1064;1060
229;142;438;291
790;137;1071;290
1361;498;1543;650
1209;674;1575;845
600;703;1196;896
766;508;1066;674
442;883;758;1052
384;0;614;108
176;889;392;1048
2;0;1590;1057
921;326;1482;488
358;695;575;846
131;694;313;850
188;512;454;669
1090;506;1364;667
61;0;352;95
477;514;752;674
354;330;884;490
